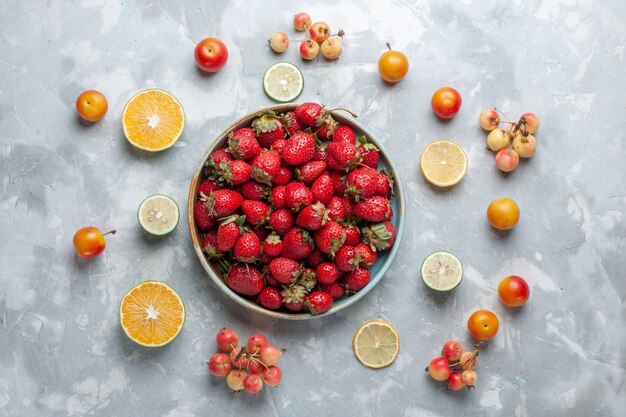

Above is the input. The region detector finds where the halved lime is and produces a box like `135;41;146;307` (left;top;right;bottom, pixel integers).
421;251;463;291
138;194;179;236
263;62;304;103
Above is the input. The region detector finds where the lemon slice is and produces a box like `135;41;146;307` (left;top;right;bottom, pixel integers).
421;251;463;292
420;140;468;187
263;62;304;103
138;194;180;236
353;320;400;369
120;281;185;347
122;89;185;152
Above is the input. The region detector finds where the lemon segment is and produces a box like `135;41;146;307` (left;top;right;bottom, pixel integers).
353;320;400;369
421;251;463;291
138;194;179;236
420;140;468;187
263;62;304;103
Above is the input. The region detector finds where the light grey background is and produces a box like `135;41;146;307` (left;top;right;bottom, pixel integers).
1;0;625;416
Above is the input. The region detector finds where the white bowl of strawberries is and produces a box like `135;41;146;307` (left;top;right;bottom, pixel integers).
188;103;405;319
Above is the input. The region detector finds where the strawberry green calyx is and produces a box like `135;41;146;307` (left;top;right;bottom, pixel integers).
362;222;393;251
251;165;272;185
208;160;233;185
298;268;317;291
252;111;284;135
281;284;306;304
219;214;247;233
227;132;244;159
329;235;345;257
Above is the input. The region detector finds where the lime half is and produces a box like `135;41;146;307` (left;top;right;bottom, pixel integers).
263;62;304;103
421;251;463;291
138;194;179;236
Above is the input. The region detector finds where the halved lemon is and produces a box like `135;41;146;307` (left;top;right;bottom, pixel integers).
263;62;304;103
120;281;185;347
421;251;463;292
137;194;179;236
420;140;468;187
353;320;400;369
122;89;185;152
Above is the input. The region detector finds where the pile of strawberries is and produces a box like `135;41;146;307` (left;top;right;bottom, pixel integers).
194;102;397;315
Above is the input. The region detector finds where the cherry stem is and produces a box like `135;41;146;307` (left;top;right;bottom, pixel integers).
103;229;116;236
251;357;271;372
329;107;358;118
386;42;392;51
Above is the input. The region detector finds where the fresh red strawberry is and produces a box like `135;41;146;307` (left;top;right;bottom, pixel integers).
315;112;337;140
310;173;334;205
251;225;271;242
296;202;329;231
298;268;318;291
354;196;392;222
258;287;283;310
281;227;314;259
263;233;283;258
202;230;220;258
329;170;346;196
264;268;281;287
282;111;305;136
284;182;313;211
362;221;396;251
270;186;287;209
252;112;285;148
326;197;346;222
227;128;261;160
344;225;360;246
272;138;288;153
355;242;378;268
345;167;377;201
316;262;340;285
343;268;370;292
327;141;361;171
313;221;346;256
305;291;333;314
268;209;294;235
358;141;380;168
240;181;268;201
313;145;328;162
282;132;315;166
320;282;346;300
281;284;307;312
342;197;355;217
234;232;261;263
194;201;216;231
217;215;245;252
203;189;243;217
334;245;361;272
295;161;327;185
260;252;273;265
208;148;233;165
374;170;393;197
209;160;251;186
241;200;270;226
197;179;220;197
227;263;264;296
332;125;356;144
269;258;301;284
305;248;326;268
272;165;293;186
250;150;281;185
294;102;323;127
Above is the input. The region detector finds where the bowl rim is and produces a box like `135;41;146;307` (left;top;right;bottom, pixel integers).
188;103;405;320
